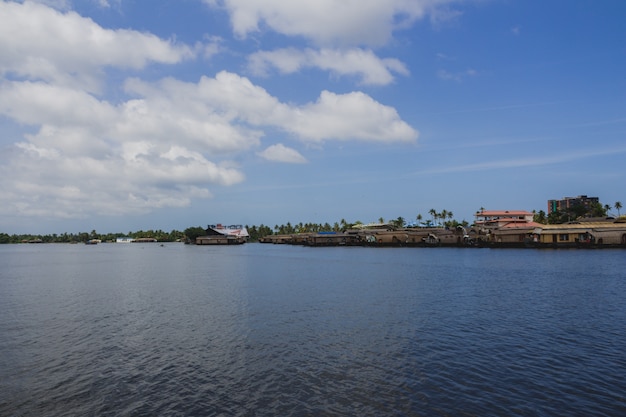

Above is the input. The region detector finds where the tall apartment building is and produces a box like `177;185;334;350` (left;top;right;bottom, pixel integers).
547;195;599;214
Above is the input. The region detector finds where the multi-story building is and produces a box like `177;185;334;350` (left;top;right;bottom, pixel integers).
474;210;535;228
547;195;599;215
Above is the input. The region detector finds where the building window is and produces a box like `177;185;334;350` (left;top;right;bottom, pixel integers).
559;234;569;241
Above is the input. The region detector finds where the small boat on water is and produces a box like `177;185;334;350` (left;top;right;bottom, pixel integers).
85;239;101;245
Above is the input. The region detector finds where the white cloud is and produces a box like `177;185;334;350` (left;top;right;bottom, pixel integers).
286;90;418;143
0;2;417;221
0;81;117;128
437;68;478;82
97;0;120;8
258;144;308;164
121;71;417;144
248;48;409;85
206;0;452;47
0;71;415;219
0;1;195;92
0;136;242;219
428;5;463;28
210;0;452;85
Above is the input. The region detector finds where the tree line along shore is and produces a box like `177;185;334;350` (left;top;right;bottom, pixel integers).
2;200;623;245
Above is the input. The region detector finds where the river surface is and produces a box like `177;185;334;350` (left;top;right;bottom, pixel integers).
1;243;625;416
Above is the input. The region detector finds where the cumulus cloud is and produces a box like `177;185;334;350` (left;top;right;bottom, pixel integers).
248;48;409;85
0;2;418;221
0;1;195;92
0;135;232;218
207;0;457;85
0;70;415;219
206;0;451;47
258;144;308;164
286;90;418;143
120;71;417;144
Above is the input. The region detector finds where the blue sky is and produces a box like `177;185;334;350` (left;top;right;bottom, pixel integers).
1;0;625;234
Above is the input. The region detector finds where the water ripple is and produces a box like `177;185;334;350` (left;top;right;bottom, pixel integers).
1;245;626;416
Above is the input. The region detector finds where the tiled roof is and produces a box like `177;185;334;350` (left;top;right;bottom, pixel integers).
475;210;533;216
500;221;544;229
537;222;626;230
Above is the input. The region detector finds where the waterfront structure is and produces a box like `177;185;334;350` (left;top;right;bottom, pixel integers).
472;210;543;246
474;210;535;228
133;237;157;243
116;237;134;243
196;224;249;245
547;195;599;215
529;219;626;247
256;209;626;248
259;225;470;247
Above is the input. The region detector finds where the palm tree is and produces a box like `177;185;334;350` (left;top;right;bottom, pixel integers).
429;209;436;225
615;201;622;217
604;204;612;216
416;214;423;226
378;217;385;224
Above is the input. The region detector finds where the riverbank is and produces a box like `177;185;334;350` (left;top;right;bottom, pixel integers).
259;220;626;249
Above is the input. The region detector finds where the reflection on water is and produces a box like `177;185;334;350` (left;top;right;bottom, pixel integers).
1;244;625;415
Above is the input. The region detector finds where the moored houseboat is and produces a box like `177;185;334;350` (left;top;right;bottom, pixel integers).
306;232;360;246
196;224;249;245
133;237;157;243
527;219;626;248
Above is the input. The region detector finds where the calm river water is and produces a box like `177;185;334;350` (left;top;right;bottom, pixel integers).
1;243;625;416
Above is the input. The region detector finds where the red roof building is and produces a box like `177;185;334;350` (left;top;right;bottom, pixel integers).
475;210;535;227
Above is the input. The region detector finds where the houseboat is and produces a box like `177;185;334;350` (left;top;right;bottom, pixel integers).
196;224;249;245
528;218;626;248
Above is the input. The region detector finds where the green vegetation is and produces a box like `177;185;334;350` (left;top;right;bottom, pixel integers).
0;214;466;244
2;199;622;244
0;229;185;244
545;201;608;224
533;210;547;224
183;226;206;243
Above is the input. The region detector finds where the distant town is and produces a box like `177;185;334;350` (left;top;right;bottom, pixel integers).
2;195;624;248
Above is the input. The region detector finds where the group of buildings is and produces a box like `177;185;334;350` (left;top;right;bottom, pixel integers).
547;195;600;215
255;211;625;248
473;209;626;248
191;195;626;248
254;195;626;248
